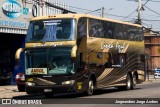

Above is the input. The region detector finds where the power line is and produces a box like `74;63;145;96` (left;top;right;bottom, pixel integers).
127;0;160;3
85;8;101;14
121;10;137;20
57;2;136;19
21;0;160;27
144;5;160;15
142;14;160;17
104;13;135;19
143;18;160;21
57;3;100;13
143;0;150;5
142;21;160;31
66;5;94;12
145;0;160;2
122;0;150;21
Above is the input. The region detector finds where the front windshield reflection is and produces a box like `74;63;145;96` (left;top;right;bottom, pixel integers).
26;19;75;42
26;48;74;75
48;55;74;75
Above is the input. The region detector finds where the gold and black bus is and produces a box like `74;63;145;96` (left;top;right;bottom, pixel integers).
17;14;145;97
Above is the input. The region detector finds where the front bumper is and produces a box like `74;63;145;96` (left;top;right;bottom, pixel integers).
26;84;76;94
16;80;25;85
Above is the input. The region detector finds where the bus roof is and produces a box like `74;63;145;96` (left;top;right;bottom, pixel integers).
30;14;142;27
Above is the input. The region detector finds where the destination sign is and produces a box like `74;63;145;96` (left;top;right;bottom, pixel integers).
26;68;47;75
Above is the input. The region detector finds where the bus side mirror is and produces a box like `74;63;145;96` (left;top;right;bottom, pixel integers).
15;48;24;60
15;48;24;65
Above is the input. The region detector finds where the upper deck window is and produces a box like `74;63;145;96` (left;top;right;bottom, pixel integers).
26;19;76;42
88;18;143;41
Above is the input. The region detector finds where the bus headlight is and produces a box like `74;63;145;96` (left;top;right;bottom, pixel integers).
26;82;35;86
62;80;75;85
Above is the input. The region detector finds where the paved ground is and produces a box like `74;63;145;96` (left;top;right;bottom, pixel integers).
0;77;160;99
0;85;27;99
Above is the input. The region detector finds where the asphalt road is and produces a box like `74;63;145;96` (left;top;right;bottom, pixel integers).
0;80;160;107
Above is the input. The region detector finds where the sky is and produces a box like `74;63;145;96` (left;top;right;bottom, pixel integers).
57;0;160;31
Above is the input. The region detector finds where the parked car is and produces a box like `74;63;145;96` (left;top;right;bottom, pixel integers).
16;73;25;91
154;68;160;79
0;68;12;85
154;73;160;79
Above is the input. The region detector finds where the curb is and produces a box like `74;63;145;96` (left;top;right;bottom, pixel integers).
143;78;160;84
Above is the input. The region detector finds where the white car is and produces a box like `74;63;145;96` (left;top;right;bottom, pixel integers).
154;73;160;79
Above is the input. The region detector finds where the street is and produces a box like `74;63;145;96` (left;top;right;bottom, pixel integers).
0;80;160;100
1;80;160;107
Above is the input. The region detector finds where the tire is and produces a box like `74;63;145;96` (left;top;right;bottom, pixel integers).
126;74;132;90
85;79;94;96
118;74;132;90
17;85;25;92
131;74;137;90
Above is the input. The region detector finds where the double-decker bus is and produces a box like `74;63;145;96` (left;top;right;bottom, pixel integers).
16;14;145;97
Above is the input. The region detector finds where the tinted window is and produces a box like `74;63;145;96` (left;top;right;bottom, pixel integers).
78;18;87;38
26;19;76;42
115;24;128;40
88;18;143;41
89;19;105;38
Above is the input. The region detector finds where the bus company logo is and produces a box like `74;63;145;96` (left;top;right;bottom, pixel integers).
101;41;126;52
116;42;126;50
2;0;22;19
33;43;47;47
50;43;63;47
31;68;45;74
101;41;114;49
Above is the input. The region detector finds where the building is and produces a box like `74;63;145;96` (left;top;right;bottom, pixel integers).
144;29;160;75
0;0;69;84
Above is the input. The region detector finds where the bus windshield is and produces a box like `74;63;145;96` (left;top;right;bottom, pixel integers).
26;19;76;42
25;47;74;75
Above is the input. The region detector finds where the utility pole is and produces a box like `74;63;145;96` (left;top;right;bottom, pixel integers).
138;0;142;24
101;7;104;17
127;0;142;24
39;0;44;16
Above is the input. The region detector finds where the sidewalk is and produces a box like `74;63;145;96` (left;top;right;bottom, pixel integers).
144;75;160;83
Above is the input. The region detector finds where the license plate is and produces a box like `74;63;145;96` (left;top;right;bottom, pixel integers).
44;89;52;92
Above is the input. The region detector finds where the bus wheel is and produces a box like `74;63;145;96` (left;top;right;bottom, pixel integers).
131;74;137;90
126;74;132;90
86;79;94;96
118;74;132;91
44;93;54;98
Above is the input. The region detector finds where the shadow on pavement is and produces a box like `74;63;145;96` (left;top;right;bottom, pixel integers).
12;87;142;99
